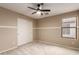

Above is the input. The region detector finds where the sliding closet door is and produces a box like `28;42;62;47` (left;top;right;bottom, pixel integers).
17;17;33;46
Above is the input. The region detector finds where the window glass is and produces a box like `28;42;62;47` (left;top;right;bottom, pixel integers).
62;17;76;38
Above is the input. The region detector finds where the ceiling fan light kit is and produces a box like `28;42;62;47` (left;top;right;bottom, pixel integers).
28;3;51;16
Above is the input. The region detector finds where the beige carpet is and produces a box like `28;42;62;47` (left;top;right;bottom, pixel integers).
1;42;79;55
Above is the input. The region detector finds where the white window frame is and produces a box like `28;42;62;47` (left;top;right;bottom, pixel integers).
61;17;77;39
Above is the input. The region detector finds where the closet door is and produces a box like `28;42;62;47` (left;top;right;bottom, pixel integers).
17;17;33;46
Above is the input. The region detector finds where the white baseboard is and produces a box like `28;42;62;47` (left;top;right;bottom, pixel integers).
39;40;79;51
0;41;33;54
0;46;17;54
17;41;33;47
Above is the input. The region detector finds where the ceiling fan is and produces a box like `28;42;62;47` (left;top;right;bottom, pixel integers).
28;3;51;15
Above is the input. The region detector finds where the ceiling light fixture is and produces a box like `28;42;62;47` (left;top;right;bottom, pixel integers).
37;11;41;15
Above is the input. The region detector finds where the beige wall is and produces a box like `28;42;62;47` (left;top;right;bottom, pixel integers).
0;7;17;52
37;11;79;48
33;20;39;41
0;7;35;53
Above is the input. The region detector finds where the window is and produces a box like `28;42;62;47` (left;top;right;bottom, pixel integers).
61;17;77;39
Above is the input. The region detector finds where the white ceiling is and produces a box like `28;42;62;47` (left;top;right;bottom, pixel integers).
0;3;79;19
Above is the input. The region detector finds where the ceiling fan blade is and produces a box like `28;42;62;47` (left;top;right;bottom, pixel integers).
32;12;37;14
28;7;37;10
40;9;50;12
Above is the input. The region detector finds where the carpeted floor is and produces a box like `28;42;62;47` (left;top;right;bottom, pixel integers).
1;42;79;55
